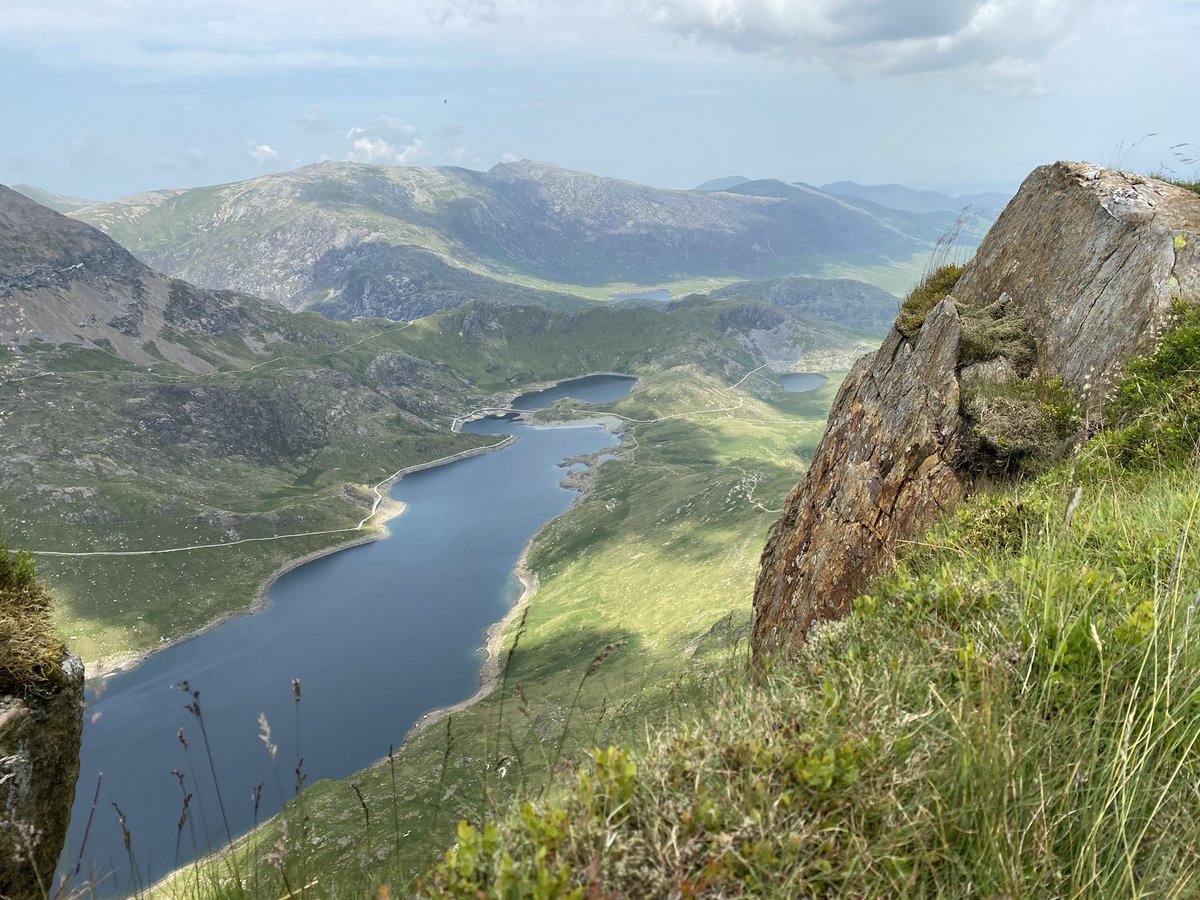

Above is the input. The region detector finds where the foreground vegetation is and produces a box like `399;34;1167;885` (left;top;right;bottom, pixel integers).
413;303;1200;896
0;537;67;697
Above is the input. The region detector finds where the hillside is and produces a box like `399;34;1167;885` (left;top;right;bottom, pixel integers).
709;275;899;335
11;183;93;214
821;180;1012;216
0;184;286;371
62;161;939;320
397;164;1200;897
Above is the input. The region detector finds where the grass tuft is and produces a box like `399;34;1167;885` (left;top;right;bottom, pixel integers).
896;264;964;339
0;537;68;697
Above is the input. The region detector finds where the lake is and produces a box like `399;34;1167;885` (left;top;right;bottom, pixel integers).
58;375;634;894
780;373;829;393
607;288;671;303
511;373;639;410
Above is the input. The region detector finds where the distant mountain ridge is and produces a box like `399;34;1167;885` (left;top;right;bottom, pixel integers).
820;180;1012;216
56;160;942;322
694;176;752;192
11;184;93;214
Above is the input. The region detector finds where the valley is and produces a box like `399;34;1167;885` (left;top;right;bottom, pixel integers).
4;5;1196;896
155;361;847;896
0;178;881;893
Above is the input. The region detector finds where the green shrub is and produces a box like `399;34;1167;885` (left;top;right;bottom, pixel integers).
0;536;68;697
896;265;965;339
956;293;1037;373
961;375;1081;476
1097;299;1200;469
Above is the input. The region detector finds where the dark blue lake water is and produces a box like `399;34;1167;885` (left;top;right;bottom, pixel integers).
511;373;638;410
780;373;828;393
58;377;632;894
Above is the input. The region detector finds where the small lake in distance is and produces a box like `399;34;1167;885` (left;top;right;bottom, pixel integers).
780;373;829;393
59;374;636;894
607;288;671;303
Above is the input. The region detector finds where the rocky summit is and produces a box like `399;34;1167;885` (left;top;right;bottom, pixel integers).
753;162;1200;659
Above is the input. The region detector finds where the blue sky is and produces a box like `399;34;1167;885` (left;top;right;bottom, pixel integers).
1;0;1197;200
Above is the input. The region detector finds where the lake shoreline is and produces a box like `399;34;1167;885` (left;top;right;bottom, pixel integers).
84;437;516;682
83;372;638;681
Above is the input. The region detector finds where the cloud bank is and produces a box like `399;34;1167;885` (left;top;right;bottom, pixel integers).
0;0;1128;87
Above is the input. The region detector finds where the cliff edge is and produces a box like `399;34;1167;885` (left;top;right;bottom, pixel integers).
753;162;1200;659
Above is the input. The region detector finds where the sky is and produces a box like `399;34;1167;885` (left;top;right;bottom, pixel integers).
1;0;1197;201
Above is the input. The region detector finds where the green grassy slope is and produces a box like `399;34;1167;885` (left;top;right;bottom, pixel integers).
408;305;1200;897
152;361;847;897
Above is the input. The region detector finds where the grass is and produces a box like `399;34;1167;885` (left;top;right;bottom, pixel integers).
141;363;845;897
408;302;1200;898
895;263;965;339
0;537;68;697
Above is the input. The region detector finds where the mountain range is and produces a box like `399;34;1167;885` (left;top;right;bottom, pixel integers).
12;161;975;324
820;180;1012;216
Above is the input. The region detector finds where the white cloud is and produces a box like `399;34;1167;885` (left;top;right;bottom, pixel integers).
638;0;1108;86
345;117;426;164
447;146;470;163
248;142;280;164
0;0;1142;87
499;152;520;163
297;106;335;133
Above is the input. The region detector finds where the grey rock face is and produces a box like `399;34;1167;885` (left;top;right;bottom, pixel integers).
950;162;1200;401
0;186;281;372
753;300;968;655
753;163;1200;659
0;655;84;899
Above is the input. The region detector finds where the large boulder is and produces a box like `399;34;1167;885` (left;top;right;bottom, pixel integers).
753;162;1200;659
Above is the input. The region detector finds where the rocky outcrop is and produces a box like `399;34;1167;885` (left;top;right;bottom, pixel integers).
754;162;1200;659
0;654;84;899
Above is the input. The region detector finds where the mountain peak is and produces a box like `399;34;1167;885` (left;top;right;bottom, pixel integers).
694;176;752;192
